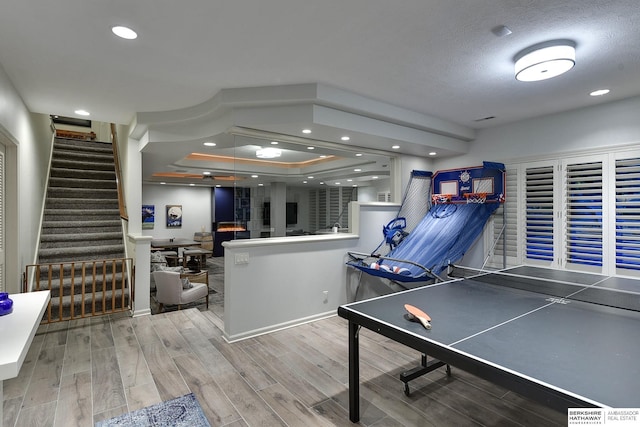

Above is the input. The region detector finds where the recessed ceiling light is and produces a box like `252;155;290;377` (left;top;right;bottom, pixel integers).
111;26;138;40
372;176;379;179
319;155;327;158
347;179;353;182
355;153;363;157
258;183;264;186
590;89;610;97
320;182;325;185
352;184;358;187
335;182;341;185
354;168;362;172
75;109;90;116
215;184;222;188
203;171;211;175
307;146;315;150
270;141;279;145
341;136;350;141
429;152;437;156
251;175;259;178
392;145;400;149
303;181;308;184
203;142;216;147
302;129;312;134
160;182;166;185
189;183;195;186
308;176;314;179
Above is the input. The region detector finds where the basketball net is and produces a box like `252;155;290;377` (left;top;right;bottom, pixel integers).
463;192;488;204
431;194;452;204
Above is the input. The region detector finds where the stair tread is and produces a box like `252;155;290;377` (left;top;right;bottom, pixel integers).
38;137;126;292
42;220;121;226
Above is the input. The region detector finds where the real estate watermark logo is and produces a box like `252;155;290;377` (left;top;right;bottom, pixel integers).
568;409;640;426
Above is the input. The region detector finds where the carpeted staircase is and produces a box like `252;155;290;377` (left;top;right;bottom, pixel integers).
36;137;129;319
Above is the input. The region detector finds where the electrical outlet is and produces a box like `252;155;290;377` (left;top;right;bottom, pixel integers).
234;253;249;264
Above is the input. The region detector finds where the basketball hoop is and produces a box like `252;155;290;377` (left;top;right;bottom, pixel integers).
431;194;452;204
463;192;488;204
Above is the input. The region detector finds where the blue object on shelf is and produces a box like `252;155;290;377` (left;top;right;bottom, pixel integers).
0;292;13;316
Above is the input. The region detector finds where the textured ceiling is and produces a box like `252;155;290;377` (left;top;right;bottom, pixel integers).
1;0;639;129
1;1;639;187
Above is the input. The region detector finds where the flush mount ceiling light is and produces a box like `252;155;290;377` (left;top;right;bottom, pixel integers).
255;147;282;159
514;40;576;82
74;109;90;116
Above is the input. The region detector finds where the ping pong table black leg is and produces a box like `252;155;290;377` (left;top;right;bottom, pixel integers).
348;321;360;423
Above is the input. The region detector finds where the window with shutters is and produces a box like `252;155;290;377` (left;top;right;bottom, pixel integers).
309;187;357;231
564;161;603;269
487;167;518;268
488;151;638;275
525;165;555;264
377;192;391;202
308;188;319;232
615;157;640;273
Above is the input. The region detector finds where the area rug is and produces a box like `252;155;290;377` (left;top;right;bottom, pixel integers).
95;393;211;427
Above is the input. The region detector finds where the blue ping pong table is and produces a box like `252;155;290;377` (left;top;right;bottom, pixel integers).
337;265;640;423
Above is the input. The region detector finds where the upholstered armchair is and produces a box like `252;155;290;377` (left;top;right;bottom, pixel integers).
152;270;209;312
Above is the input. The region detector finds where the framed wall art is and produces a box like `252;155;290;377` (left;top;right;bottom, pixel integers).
142;204;155;229
166;204;183;228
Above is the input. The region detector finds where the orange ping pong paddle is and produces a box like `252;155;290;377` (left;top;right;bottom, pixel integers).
404;304;432;329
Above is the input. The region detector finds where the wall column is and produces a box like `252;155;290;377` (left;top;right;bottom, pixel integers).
130;235;152;316
270;182;287;237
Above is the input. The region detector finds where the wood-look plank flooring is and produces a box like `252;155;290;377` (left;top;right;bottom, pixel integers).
3;265;566;426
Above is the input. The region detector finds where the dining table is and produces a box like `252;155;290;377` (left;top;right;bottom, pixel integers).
150;238;201;250
151;239;202;266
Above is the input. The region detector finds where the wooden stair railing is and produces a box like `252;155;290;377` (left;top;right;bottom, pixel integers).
110;123;128;221
24;257;135;323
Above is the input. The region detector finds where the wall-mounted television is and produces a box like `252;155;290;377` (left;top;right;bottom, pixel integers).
263;202;298;226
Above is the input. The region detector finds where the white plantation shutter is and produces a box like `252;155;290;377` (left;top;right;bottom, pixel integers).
489;167;518;267
377;192;391;202
329;187;340;226
564;161;603;269
308;188;319;232
615;157;640;273
525;166;555;263
309;187;357;230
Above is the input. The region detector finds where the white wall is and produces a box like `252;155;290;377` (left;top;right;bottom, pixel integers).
357;178;391;202
435;96;640;170
399;154;433;200
0;64;53;293
223;202;401;341
142;184;212;239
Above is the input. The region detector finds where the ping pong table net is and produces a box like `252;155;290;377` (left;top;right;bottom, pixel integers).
448;265;640;313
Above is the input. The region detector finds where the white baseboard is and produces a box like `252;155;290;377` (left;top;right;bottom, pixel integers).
223;311;336;343
132;308;152;317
